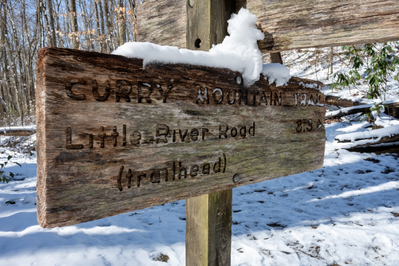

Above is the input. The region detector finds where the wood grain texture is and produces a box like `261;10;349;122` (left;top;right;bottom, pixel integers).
185;190;232;266
249;0;399;52
137;0;399;52
186;0;235;50
137;0;186;47
36;47;326;228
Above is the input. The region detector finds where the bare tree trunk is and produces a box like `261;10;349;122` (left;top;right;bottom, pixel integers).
102;0;111;52
46;0;57;47
1;1;21;119
128;0;137;42
94;0;103;52
117;0;126;46
36;0;45;48
78;0;91;50
329;47;334;75
70;0;79;49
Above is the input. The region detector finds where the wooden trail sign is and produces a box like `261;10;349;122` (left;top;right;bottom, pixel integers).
36;47;325;228
137;0;399;53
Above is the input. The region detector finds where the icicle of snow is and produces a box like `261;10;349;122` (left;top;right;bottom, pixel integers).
262;63;290;87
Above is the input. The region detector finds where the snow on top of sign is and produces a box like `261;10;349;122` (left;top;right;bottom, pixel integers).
112;8;291;88
262;63;291;87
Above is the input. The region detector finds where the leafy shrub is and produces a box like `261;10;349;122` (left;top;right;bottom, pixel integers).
1;155;21;183
331;42;399;100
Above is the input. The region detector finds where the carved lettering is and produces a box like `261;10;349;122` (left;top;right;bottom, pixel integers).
65;78;86;101
118;153;227;189
316;119;324;131
138;82;152;103
213;88;223;104
296;120;302;132
190;165;199;177
259;91;269;105
294;93;300;106
240;126;246;138
308;94;315;106
160;168;168;182
157;84;172;103
213;157;221;173
301;94;307;106
238;89;247;105
130;131;141;145
66;122;256;150
92;80;111;102
178;162;187;179
179;129;189;142
231;127;237;137
226;89;235;105
150;170;160;183
89;134;93;149
306;119;313;131
202;163;210;174
66;127;83;149
190;128;199;141
156;124;169;143
296;119;324;133
196;86;209;104
111;126;119;146
116;80;132;102
136;173;145;187
273;92;282;106
219;124;229;139
117;166;124;191
202;128;209;140
249;122;255;136
141;136;155;145
122;124;126;146
249;90;259;106
316;94;325;106
126;169;133;188
98;126;107;148
61;77;326;108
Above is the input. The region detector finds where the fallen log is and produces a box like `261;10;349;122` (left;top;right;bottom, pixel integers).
325;95;362;108
326;101;399;120
346;141;399;154
0;126;36;136
335;125;399;143
337;125;399;154
326;104;373;120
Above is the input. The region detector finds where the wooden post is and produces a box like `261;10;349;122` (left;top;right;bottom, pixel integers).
270;52;283;64
185;0;235;265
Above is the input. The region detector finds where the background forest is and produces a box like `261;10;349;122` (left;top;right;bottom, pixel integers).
0;0;139;126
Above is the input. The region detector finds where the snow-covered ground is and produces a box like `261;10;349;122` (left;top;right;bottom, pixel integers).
1;8;399;266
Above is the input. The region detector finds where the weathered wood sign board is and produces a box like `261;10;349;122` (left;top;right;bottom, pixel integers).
36;47;325;228
137;0;399;52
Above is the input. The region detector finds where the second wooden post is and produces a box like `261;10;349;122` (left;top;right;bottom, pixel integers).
185;0;235;265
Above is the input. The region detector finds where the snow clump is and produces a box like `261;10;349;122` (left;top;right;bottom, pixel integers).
112;8;290;87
